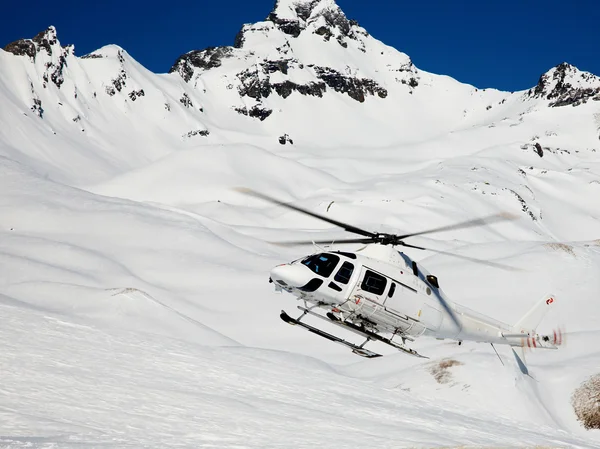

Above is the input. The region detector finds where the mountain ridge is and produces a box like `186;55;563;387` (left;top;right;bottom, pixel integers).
1;0;599;185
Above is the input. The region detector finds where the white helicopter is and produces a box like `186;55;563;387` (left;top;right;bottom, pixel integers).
239;189;563;359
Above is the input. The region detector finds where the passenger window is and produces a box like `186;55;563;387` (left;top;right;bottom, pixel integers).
301;253;340;278
334;262;355;284
328;282;342;292
388;283;396;298
361;270;387;296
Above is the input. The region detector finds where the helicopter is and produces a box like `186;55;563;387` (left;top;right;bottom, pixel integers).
237;188;563;359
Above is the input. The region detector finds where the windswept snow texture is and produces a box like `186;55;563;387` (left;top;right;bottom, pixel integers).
2;2;600;447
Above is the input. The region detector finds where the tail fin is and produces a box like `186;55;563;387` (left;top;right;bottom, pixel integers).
512;293;556;335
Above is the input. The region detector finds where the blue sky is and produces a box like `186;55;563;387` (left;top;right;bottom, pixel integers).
2;0;598;91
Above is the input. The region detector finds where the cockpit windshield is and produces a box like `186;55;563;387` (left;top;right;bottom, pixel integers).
301;253;340;278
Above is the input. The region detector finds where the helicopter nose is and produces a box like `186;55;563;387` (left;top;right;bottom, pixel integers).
270;264;313;289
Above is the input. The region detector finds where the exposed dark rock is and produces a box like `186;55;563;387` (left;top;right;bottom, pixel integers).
262;59;289;75
408;77;419;88
267;0;361;41
99;51;129;94
128;89;145;101
3;39;36;59
170;46;234;82
294;0;320;21
279;133;294;145
249;106;273;120
234;106;273;121
550;87;600;107
183;129;210;138
31;98;43;118
81;53;104;59
534;142;544;157
50;55;67;88
273;80;326;98
237;61;328;100
111;70;127;93
233;27;246;48
530;63;600;107
321;6;353;36
506;188;536;221
267;13;302;37
312;66;387;102
273;81;296;98
180;93;193;108
32;28;57;56
315;26;333;41
237;67;272;99
337;37;347;48
4;27;74;91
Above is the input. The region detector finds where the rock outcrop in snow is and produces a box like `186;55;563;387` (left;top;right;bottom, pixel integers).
169;0;393;110
4;26;73;89
264;0;364;44
527;62;600;107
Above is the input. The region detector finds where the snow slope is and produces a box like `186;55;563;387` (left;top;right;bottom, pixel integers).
1;0;600;447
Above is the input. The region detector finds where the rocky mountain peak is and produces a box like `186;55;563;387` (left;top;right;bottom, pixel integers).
169;0;394;117
3;26;75;90
3;26;72;60
271;0;337;20
527;62;600;107
266;0;358;39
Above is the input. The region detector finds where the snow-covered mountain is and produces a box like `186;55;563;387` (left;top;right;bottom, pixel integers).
1;0;600;447
3;0;600;184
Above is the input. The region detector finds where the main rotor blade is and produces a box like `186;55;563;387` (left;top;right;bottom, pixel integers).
401;242;520;271
431;289;462;330
235;188;376;238
270;237;375;246
396;212;518;240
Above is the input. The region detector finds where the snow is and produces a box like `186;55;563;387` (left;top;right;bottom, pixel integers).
1;4;600;447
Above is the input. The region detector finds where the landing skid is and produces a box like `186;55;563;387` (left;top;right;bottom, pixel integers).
281;308;428;359
322;310;428;359
280;310;381;358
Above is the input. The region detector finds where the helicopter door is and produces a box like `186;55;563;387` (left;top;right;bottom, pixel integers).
384;279;422;320
351;267;388;306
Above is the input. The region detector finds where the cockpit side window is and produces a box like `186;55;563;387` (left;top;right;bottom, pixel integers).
301;253;340;278
361;270;387;296
388;282;396;298
334;262;355;284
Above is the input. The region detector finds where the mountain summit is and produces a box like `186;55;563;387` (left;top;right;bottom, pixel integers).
265;0;359;41
4;26;66;60
171;0;397;109
527;62;600;107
